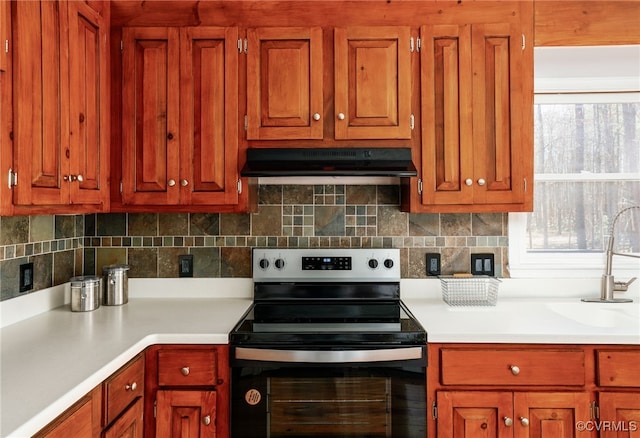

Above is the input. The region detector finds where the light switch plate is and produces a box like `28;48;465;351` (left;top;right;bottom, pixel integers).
471;253;495;276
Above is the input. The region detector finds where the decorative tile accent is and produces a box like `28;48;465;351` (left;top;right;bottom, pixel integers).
0;185;510;301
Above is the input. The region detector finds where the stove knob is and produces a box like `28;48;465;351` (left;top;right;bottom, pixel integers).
258;258;269;270
274;258;285;269
368;259;379;269
384;259;394;269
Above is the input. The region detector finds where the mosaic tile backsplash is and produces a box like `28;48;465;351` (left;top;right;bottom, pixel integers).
0;185;508;301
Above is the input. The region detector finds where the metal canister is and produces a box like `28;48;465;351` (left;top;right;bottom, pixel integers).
103;264;130;306
70;276;102;312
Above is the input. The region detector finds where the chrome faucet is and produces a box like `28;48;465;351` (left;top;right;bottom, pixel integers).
583;205;640;303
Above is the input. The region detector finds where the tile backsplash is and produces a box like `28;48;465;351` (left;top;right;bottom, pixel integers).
1;185;508;301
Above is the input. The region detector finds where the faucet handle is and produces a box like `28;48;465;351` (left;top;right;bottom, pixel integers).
614;277;637;292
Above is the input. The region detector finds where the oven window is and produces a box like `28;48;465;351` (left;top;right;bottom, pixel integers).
268;377;391;437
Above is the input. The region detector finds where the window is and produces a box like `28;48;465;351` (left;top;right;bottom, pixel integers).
509;46;640;278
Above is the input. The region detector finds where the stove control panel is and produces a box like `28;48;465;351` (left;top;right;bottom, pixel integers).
253;248;400;282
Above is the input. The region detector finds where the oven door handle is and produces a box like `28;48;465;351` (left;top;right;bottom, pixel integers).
234;346;423;363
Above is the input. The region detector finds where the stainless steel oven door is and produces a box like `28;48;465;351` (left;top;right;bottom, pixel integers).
230;346;426;438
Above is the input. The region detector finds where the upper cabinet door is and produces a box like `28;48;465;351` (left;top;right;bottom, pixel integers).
179;27;239;206
121;27;180;205
0;0;8;72
334;26;412;140
470;22;526;206
12;0;68;206
246;27;323;140
420;24;474;206
68;1;109;207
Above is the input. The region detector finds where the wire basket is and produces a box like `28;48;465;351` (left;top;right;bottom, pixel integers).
439;276;501;306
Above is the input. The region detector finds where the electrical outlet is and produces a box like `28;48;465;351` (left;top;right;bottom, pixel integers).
426;253;441;276
19;262;34;292
471;253;495;276
179;255;194;277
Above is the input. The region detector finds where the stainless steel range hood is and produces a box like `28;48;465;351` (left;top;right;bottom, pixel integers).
240;148;417;177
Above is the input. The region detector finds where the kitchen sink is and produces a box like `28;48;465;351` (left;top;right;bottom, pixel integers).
546;301;639;328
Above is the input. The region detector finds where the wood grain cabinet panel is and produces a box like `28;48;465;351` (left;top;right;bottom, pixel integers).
121;26;239;208
334;26;412;140
419;18;531;212
246;27;323;140
598;393;640;438
158;349;218;387
11;0;109;213
440;349;585;387
597;350;640;388
104;355;145;426
33;386;102;438
103;398;144;438
156;390;217;438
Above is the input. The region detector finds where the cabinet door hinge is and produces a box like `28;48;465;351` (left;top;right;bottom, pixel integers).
418;178;423;195
244;114;248;131
410;37;414;53
120;40;124;52
154;400;157;418
416;37;421;52
410;114;415;130
120;180;123;194
237;179;242;194
7;168;17;188
237;38;243;53
521;34;525;51
243;38;248;54
524;177;528;193
590;401;599;420
4;39;8;54
432;402;438;420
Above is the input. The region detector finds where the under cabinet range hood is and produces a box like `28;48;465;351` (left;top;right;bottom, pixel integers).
240;147;417;177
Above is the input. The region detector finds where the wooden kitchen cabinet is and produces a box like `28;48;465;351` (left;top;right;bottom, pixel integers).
119;26;240;210
246;27;323;140
0;0;8;72
437;391;592;438
429;344;596;438
102;354;145;438
10;0;109;214
0;0;11;215
598;393;640;438
145;345;230;438
245;25;412;141
334;26;412;140
103;398;144;438
33;385;102;438
407;2;534;213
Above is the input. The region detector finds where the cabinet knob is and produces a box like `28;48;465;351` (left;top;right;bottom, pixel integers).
181;179;189;187
63;175;70;182
203;415;211;426
168;179;176;187
125;382;137;391
313;113;321;121
337;112;345;120
465;178;473;186
503;417;513;427
477;178;486;186
181;366;190;376
519;417;530;427
510;365;520;375
76;174;84;182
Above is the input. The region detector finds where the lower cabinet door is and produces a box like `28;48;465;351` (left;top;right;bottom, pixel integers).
156;390;217;438
437;391;514;438
599;393;640;438
103;397;144;438
513;392;593;438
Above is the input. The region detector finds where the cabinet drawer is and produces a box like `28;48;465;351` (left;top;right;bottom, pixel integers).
597;350;640;387
104;355;144;426
441;349;585;386
158;349;218;386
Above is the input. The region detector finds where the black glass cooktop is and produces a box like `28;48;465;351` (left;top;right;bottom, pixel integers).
229;299;426;346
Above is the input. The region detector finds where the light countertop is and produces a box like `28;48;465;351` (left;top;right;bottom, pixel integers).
1;278;638;437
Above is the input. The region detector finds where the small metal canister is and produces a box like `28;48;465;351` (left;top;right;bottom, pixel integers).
70;276;102;312
103;264;130;306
